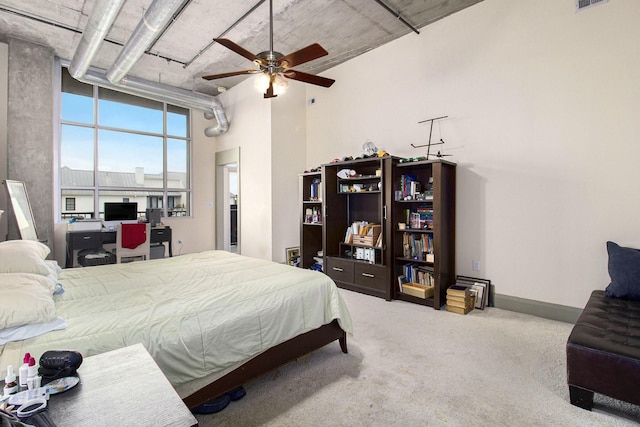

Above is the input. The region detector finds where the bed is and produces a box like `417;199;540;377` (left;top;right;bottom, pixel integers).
0;241;353;408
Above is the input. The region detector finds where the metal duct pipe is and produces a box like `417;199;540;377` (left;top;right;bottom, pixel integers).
204;109;229;137
106;0;185;83
62;61;229;136
68;0;125;78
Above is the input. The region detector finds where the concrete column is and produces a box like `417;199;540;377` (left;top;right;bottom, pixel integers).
7;38;54;250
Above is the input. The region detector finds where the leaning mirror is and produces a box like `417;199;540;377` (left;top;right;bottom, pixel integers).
3;180;39;241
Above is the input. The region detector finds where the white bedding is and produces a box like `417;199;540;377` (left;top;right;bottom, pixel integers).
0;250;352;388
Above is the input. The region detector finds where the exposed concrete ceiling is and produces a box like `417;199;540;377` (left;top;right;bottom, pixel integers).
0;0;483;96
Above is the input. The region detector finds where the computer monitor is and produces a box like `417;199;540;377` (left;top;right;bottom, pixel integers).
104;202;138;222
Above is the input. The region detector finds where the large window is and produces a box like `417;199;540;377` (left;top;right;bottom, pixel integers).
58;67;191;220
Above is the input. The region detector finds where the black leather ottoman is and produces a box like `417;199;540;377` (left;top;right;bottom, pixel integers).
566;290;640;410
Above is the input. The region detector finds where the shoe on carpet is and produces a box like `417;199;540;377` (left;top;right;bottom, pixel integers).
228;386;246;401
192;394;231;414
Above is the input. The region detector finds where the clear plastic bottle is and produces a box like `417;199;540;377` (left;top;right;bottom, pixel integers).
18;352;31;388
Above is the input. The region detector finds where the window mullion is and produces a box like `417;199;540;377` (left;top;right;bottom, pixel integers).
93;84;100;217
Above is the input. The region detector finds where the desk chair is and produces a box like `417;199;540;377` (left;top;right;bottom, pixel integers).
115;223;150;263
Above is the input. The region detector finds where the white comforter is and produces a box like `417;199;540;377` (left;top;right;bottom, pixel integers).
0;251;352;386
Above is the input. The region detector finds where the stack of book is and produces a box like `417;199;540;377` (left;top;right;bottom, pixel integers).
446;284;475;315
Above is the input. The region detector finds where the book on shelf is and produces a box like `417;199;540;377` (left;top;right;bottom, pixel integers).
402;263;434;286
397;275;408;292
400;174;418;199
402;232;433;259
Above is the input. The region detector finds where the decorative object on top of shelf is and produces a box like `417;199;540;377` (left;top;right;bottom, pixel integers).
362;140;378;156
337;169;356;178
329;150;390;165
409;115;453;160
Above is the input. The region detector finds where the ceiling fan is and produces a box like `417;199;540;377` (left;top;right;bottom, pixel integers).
201;0;335;98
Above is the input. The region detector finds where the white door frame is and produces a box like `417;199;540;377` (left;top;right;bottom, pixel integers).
215;148;239;252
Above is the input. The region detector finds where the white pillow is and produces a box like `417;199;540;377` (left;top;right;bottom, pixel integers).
0;274;57;329
0;272;57;294
0;240;51;275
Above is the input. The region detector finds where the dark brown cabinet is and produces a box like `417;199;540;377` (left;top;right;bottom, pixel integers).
322;157;393;300
391;160;456;309
300;157;455;307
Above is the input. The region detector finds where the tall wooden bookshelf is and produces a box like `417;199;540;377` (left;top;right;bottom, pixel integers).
391;160;456;309
299;171;324;269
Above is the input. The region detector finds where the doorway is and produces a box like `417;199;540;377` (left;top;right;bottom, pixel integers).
215;148;239;253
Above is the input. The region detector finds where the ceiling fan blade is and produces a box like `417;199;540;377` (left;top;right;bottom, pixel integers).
284;70;335;88
202;69;257;81
214;38;262;63
277;43;328;68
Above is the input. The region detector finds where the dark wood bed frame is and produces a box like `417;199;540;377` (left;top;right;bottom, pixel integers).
182;319;348;409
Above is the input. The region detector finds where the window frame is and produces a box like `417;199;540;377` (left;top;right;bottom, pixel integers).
65;197;76;211
55;65;192;221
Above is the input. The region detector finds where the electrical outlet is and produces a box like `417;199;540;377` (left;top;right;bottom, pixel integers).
472;260;480;271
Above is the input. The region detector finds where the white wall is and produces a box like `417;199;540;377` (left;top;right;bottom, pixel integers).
215;78;273;260
271;82;306;263
305;0;640;309
213;77;307;262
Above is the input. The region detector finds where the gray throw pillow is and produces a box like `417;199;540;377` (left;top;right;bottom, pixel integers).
604;241;640;300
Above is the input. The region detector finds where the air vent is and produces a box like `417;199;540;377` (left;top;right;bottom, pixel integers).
576;0;608;13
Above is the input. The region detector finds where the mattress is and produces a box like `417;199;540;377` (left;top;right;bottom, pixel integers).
0;250;353;388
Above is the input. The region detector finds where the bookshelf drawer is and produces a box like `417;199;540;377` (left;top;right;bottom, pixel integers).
354;263;387;292
326;257;354;283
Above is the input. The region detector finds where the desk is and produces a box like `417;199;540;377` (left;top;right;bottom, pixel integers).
47;344;197;427
65;226;172;268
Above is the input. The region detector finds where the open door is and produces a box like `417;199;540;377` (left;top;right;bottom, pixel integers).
215;148;240;253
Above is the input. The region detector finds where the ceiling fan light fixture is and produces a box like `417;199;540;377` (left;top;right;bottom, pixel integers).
254;73;271;93
255;73;288;97
273;74;288;96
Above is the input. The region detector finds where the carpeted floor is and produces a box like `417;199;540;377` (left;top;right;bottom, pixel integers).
196;289;640;426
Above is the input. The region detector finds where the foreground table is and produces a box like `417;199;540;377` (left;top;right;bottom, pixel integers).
47;343;197;426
